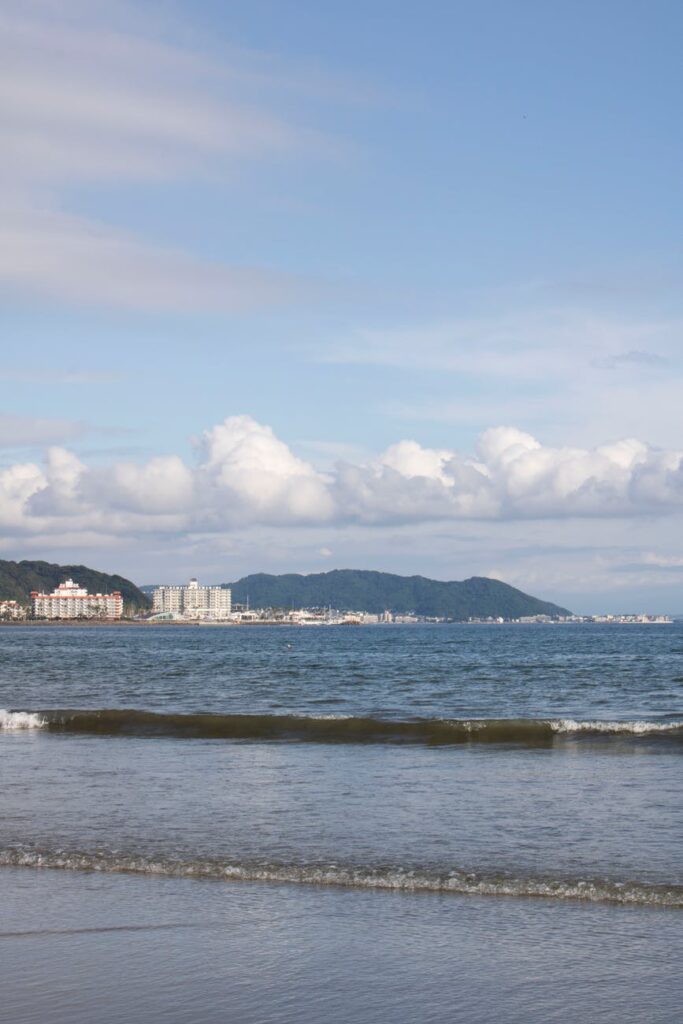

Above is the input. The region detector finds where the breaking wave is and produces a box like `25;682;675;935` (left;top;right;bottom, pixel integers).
0;712;679;745
1;708;681;746
550;718;680;735
1;847;681;908
0;710;46;730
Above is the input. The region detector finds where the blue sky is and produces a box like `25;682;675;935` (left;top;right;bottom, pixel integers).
2;0;683;611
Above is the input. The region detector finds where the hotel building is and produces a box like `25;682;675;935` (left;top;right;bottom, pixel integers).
31;579;123;619
152;578;232;619
0;599;25;620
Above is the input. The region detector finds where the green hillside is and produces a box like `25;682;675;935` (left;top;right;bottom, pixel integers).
0;560;151;613
226;569;571;619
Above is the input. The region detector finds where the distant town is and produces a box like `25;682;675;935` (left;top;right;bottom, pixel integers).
0;577;674;625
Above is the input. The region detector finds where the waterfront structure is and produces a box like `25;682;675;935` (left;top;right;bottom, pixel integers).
0;599;25;620
31;579;123;619
152;578;232;620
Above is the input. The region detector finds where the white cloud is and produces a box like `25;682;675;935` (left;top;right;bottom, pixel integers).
640;552;683;569
39;446;85;513
0;461;46;529
89;455;195;515
0;202;300;311
380;440;456;483
198;416;334;523
320;310;679;378
0;1;315;186
332;428;668;524
2;415;683;550
0;1;333;310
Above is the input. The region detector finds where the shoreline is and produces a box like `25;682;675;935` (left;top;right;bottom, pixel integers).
0;618;676;628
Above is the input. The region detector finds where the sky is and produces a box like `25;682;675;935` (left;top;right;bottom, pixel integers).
2;0;683;612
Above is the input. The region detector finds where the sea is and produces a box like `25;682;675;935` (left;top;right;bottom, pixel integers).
1;622;682;1023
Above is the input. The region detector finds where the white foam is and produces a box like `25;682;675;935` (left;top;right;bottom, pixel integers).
550;719;681;735
0;709;46;730
309;714;353;720
1;848;681;907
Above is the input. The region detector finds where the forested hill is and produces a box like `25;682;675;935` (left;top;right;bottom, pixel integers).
0;560;151;611
226;570;571;619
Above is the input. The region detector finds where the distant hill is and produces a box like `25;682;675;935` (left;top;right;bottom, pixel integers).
0;560;151;613
225;569;571;619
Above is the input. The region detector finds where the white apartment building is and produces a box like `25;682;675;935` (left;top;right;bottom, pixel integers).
0;599;25;620
31;579;123;619
152;578;232;619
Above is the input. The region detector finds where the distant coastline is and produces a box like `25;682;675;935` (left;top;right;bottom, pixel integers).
1;615;674;628
0;559;675;626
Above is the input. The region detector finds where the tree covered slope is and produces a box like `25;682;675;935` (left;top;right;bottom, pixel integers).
0;560;150;611
226;569;570;619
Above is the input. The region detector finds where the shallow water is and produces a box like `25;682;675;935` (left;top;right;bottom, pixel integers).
1;868;682;1024
1;623;682;1019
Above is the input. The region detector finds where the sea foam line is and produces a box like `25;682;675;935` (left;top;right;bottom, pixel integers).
1;848;681;908
550;719;682;735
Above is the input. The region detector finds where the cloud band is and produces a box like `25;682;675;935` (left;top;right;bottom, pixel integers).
2;416;682;544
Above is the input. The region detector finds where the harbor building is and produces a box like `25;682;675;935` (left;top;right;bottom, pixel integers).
152;578;232;620
31;579;123;619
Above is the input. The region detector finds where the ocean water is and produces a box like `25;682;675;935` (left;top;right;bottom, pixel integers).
1;622;682;1022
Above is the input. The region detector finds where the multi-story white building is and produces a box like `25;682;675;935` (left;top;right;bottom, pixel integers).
0;599;25;620
152;578;232;619
31;579;123;619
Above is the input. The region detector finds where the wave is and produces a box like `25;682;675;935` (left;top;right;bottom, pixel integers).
1;847;681;908
549;718;681;735
1;708;681;746
0;710;45;730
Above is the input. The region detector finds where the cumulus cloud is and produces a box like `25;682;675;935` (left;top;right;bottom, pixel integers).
2;415;683;547
198;416;334;523
89;455;195;515
330;427;679;524
0;461;46;529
